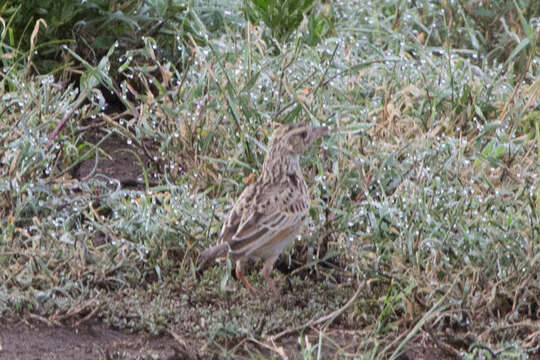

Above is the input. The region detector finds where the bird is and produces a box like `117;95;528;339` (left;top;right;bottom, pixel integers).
197;122;329;298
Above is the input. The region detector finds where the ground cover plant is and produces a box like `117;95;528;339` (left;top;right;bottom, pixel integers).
1;0;539;358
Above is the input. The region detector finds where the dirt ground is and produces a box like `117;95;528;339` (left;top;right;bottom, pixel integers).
0;320;460;360
0;321;183;360
2;320;539;360
72;130;156;190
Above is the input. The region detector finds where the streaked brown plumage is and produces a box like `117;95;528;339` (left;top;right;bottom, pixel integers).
198;123;328;297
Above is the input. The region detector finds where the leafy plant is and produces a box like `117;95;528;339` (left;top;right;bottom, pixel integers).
244;0;317;43
0;0;190;74
303;2;335;46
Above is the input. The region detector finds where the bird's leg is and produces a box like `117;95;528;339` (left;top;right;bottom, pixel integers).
235;260;256;296
262;255;280;299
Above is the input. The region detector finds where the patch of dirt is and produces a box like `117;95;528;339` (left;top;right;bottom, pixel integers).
72;130;157;190
2;320;538;360
398;343;454;360
0;321;184;360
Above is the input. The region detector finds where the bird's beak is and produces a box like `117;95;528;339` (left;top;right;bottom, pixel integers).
312;126;330;140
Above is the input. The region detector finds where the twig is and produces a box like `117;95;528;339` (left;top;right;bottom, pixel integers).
269;280;365;341
52;297;99;323
75;303;102;327
167;328;199;360
479;319;540;341
248;337;288;359
73;120;106;136
511;272;533;314
424;328;462;359
47;91;88;145
28;313;60;327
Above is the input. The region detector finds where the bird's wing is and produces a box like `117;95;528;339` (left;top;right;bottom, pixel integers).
219;182;256;244
224;182;309;256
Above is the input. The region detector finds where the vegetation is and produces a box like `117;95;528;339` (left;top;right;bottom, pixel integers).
1;0;539;358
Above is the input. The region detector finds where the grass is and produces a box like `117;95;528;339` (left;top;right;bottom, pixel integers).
1;0;539;358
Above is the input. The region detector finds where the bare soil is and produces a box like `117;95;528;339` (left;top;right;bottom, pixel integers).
0;321;181;360
0;320;472;360
72;130;157;190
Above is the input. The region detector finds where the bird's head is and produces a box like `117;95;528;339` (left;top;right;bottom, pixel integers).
270;123;329;156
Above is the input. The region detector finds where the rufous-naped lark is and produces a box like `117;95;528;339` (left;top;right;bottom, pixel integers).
198;123;328;297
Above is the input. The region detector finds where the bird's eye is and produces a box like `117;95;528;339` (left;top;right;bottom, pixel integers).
299;131;307;139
